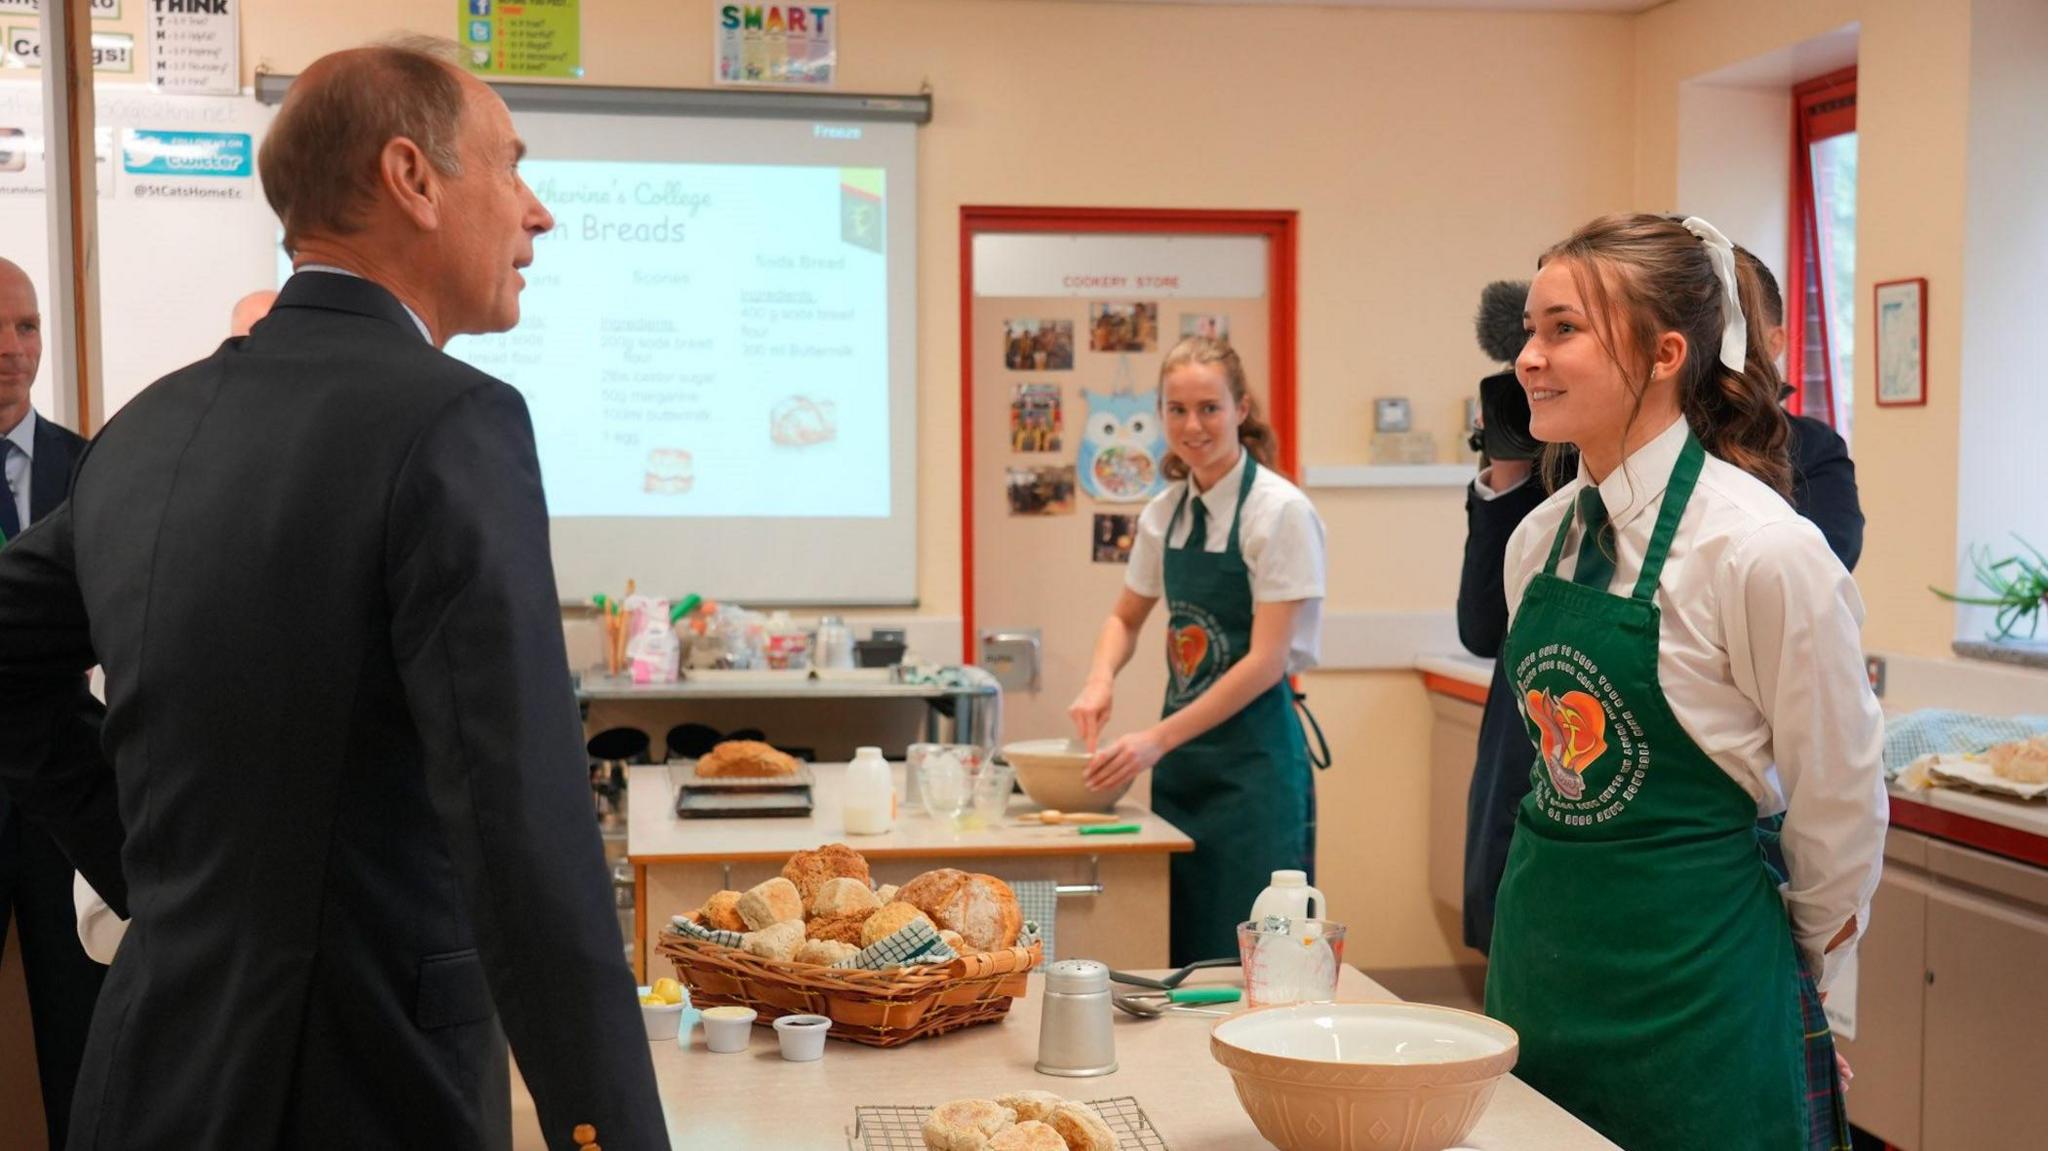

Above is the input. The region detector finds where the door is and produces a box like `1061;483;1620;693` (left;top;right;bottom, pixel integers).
1838;830;1931;1151
1920;839;2048;1150
961;210;1296;794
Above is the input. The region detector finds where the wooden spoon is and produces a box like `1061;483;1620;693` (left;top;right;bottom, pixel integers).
1020;809;1120;825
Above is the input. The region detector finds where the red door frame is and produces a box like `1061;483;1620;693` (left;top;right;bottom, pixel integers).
1785;65;1856;422
958;206;1300;662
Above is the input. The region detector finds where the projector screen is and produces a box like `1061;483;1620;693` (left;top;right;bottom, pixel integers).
447;108;918;606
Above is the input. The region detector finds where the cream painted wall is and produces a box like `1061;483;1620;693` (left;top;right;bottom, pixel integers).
1635;0;1973;659
1953;0;2048;644
1676;84;1790;300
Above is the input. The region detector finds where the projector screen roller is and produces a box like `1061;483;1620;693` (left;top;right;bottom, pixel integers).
447;110;919;605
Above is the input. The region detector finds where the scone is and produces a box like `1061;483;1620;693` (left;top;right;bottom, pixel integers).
811;875;882;918
794;939;861;967
807;909;875;946
876;883;901;904
737;877;805;930
741;919;805;962
701;890;747;933
695;739;800;778
1988;735;2048;783
782;843;873;906
1045;1102;1118;1151
994;1091;1066;1124
897;869;1023;952
921;1098;1016;1151
989;1121;1066;1151
938;929;966;953
861;901;936;948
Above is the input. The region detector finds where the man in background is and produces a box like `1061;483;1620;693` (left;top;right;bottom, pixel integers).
229;288;279;338
0;255;99;1151
0;41;664;1149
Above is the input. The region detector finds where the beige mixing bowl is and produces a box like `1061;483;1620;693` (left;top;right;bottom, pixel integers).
1210;1001;1519;1151
1000;739;1131;814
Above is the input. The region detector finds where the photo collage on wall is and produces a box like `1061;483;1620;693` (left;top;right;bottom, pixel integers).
1002;304;1186;564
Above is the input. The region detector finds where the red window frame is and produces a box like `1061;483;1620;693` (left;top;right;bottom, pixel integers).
1785;67;1856;424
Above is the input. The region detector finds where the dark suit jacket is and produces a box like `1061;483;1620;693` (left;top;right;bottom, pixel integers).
1456;422;1865;954
0;410;92;832
0;272;663;1149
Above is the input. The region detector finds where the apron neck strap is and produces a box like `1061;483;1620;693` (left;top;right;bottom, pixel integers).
1539;429;1707;602
1632;432;1704;600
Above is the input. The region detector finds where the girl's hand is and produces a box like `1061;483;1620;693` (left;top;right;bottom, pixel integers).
1085;728;1167;792
1069;680;1115;751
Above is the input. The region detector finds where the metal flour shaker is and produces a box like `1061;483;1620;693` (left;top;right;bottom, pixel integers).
1035;959;1117;1077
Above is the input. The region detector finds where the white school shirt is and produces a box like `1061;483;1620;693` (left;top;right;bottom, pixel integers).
1500;416;1887;988
1124;451;1327;674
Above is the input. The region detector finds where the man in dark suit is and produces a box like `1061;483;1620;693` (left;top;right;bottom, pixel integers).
0;255;102;1150
0;42;664;1149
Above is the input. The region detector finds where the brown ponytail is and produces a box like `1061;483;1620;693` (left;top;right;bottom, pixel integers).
1537;213;1791;498
1157;335;1280;481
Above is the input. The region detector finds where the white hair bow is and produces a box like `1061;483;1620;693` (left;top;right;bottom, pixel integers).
1680;216;1748;373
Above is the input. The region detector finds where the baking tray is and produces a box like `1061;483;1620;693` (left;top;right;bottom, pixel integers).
670;760;815;819
846;1096;1168;1150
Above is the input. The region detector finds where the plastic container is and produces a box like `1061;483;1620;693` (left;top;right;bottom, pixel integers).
814;617;856;670
638;986;685;1042
701;1005;757;1053
1249;870;1326;925
772;1013;832;1061
843;746;896;835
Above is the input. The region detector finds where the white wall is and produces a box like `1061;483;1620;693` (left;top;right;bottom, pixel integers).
1677;82;1791;297
1953;0;2048;642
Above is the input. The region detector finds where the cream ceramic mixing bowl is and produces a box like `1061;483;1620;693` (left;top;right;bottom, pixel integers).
1210;1001;1519;1151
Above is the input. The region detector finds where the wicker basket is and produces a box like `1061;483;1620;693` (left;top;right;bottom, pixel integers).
655;931;1041;1048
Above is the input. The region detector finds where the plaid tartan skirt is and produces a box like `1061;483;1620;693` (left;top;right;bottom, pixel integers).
1797;962;1853;1151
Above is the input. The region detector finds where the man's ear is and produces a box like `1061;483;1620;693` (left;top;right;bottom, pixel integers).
379;137;441;232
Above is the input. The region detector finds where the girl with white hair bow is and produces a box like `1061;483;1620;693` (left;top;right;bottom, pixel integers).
1486;213;1885;1151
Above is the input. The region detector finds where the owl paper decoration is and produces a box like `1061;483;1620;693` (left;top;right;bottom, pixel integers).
1078;388;1168;504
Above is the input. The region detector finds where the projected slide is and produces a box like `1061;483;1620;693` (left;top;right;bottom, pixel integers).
449;159;890;518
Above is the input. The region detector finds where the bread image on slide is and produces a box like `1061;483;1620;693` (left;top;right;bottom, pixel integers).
644;447;694;494
770;395;838;446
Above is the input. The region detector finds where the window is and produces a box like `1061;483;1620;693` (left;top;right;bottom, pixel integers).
1787;68;1857;440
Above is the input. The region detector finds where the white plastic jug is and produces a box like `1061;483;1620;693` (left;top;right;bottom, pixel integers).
842;746;895;835
1249;869;1325;925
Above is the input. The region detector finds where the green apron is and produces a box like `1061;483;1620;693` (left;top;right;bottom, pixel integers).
1151;456;1312;967
1485;433;1850;1151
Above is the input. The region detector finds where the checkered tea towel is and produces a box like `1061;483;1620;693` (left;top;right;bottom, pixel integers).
667;917;746;949
831;918;958;970
1882;709;2048;777
1011;880;1056;959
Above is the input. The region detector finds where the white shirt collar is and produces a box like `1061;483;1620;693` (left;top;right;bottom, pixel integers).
2;405;36;460
1189;448;1248;515
293;264;434;343
1580;415;1689;531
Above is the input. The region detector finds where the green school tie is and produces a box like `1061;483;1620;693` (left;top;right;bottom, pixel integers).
1573;487;1616;590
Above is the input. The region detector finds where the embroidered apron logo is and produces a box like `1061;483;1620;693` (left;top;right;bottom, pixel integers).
1170;624;1210;688
1524;688;1609;800
1514;642;1650;824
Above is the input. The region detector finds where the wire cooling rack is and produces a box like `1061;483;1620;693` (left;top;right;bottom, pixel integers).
847;1095;1169;1150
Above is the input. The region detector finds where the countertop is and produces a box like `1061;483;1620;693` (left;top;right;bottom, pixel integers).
638;964;1619;1150
627;763;1195;864
1414;653;2048;866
